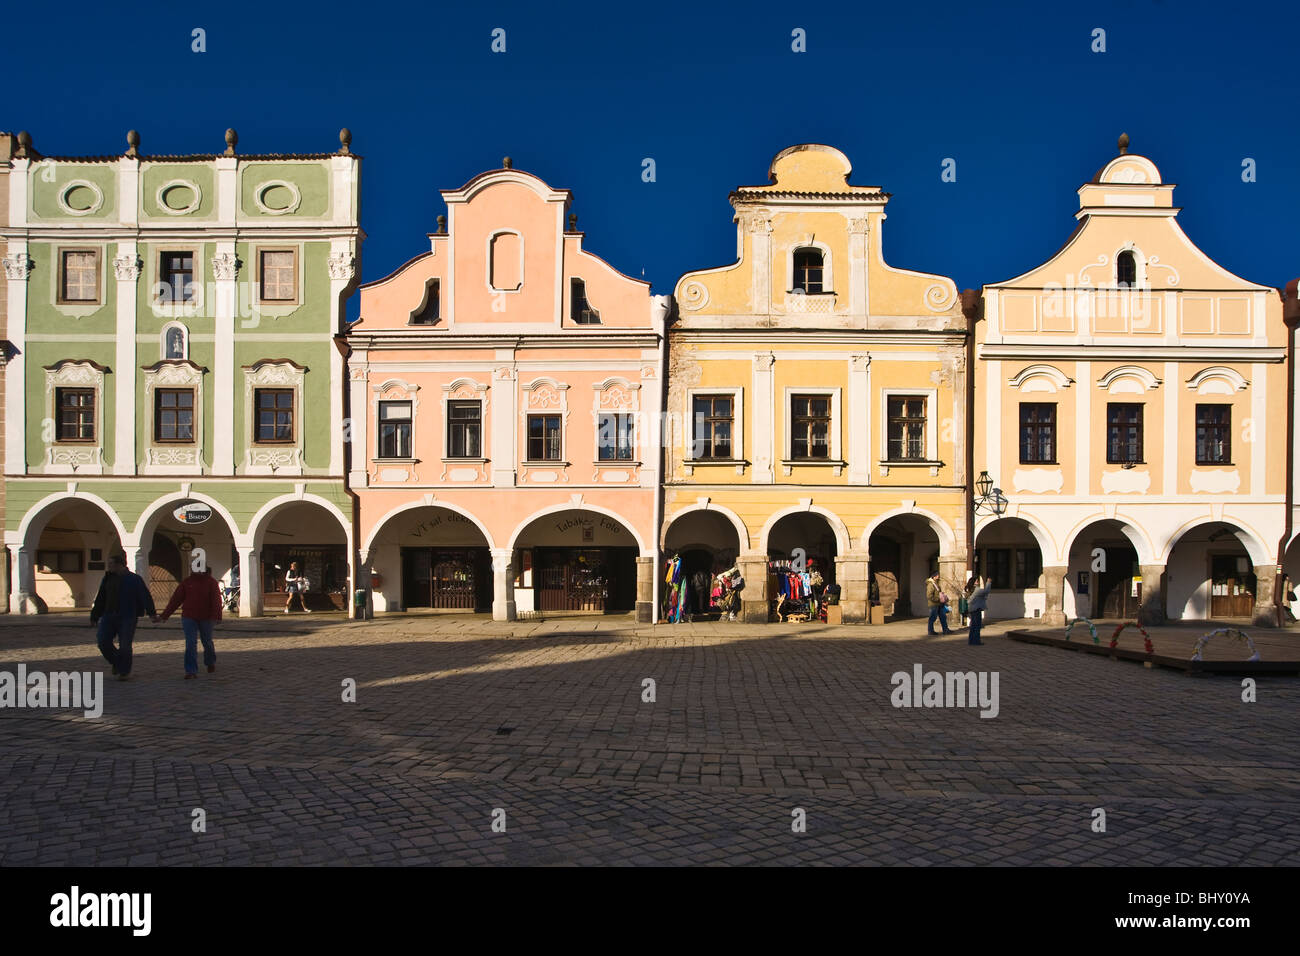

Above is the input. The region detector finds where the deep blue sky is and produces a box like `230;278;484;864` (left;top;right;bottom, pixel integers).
9;0;1300;315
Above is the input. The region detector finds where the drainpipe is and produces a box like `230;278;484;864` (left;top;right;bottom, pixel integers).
652;295;673;625
961;289;981;576
1278;280;1300;625
335;333;363;620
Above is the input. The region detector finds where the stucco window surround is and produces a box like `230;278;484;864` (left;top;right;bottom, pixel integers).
1097;366;1161;394
521;378;570;474
487;230;524;294
373;378;422;463
142;360;207;475
592;377;642;467
441;378;488;462
683;386;745;477
1107;243;1149;289
53;245;106;315
784;240;836;313
879;387;939;477
1186;367;1249;394
1008;364;1074;394
44;360;108;475
148;246;203;319
253;179;303;216
782;386;843;477
160;321;189;361
253;244;303;314
243;359;306;475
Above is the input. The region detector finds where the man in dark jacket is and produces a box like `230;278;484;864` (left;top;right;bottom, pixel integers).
90;553;159;680
159;567;223;679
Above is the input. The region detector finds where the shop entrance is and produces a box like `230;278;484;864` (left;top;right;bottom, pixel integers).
511;508;641;616
1209;554;1255;618
401;548;491;611
1097;546;1140;619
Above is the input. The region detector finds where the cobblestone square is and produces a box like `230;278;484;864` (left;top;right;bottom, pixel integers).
1;614;1297;865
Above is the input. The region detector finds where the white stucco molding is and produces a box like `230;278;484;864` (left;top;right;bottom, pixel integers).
1185;366;1248;393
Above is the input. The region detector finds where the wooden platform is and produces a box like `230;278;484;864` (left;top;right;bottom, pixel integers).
1007;629;1300;676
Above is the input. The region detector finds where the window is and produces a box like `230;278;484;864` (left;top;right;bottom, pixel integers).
571;278;601;324
163;325;187;360
254;388;294;443
1015;549;1042;589
1106;403;1143;463
1019;403;1057;463
790;394;830;459
378;401;413;459
1116;250;1137;287
984;548;1012;589
527;415;562;461
489;232;522;291
887;396;927;461
692;395;733;459
59;250;98;303
259;250;296;301
447;401;481;458
792;248;824;294
36;550;84;574
1196;404;1231;464
410;279;440;325
159;251;195;303
597;412;635;460
154;388;195;443
56;388;95;442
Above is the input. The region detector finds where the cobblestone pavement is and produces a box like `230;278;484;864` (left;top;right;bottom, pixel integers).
1;612;1297;865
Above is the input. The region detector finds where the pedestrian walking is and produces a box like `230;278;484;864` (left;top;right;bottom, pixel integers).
284;561;310;613
926;571;953;635
965;575;991;646
90;553;159;680
159;566;223;679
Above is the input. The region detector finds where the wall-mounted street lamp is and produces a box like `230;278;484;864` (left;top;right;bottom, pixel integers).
974;471;1008;517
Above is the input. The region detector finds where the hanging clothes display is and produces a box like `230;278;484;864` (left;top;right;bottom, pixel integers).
768;560;828;622
662;554;690;623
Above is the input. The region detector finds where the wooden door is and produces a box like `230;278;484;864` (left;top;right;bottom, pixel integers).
401;548;433;608
1210;554;1255;618
1098;547;1139;619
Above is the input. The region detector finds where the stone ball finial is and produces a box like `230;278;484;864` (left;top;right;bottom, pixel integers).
1118;132;1130;155
224;128;238;155
126;130;140;157
502;156;513;169
16;130;31;152
339;128;352;154
436;214;446;235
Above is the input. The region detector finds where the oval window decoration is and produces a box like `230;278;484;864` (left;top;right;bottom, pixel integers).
58;180;105;216
157;179;202;216
255;180;302;216
172;502;213;525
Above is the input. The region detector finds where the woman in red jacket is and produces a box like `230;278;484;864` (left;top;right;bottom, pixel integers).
160;567;223;680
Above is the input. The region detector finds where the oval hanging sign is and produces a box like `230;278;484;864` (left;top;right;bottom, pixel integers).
173;503;212;525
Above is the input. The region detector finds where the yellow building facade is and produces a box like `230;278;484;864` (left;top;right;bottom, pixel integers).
662;145;969;624
973;136;1287;626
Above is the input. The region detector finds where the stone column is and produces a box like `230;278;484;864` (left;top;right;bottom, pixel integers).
635;555;653;623
1137;563;1166;626
491;548;516;622
1252;564;1279;628
1041;565;1068;626
737;552;769;623
834;550;869;624
10;546;34;614
238;547;259;617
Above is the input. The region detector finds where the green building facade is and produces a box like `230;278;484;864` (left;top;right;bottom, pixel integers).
1;129;361;615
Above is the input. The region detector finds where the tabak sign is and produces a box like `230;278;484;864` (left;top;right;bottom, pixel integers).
172;502;213;525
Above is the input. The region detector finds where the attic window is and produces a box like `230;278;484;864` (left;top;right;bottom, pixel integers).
489;232;522;291
571;278;601;324
1116;251;1136;288
792;248;824;294
410;279;440;325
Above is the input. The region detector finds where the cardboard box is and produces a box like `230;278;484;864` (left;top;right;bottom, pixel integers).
825;605;842;625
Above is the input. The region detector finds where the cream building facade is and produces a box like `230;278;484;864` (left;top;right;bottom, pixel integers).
973;136;1287;627
663;145;969;624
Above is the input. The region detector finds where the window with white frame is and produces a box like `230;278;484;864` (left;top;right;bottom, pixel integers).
378;400;413;459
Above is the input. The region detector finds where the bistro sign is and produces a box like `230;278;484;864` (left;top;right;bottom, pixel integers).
172;503;213;525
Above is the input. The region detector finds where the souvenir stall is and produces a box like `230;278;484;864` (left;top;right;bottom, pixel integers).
768;558;829;623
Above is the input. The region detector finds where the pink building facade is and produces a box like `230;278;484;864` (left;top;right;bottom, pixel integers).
347;162;667;621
